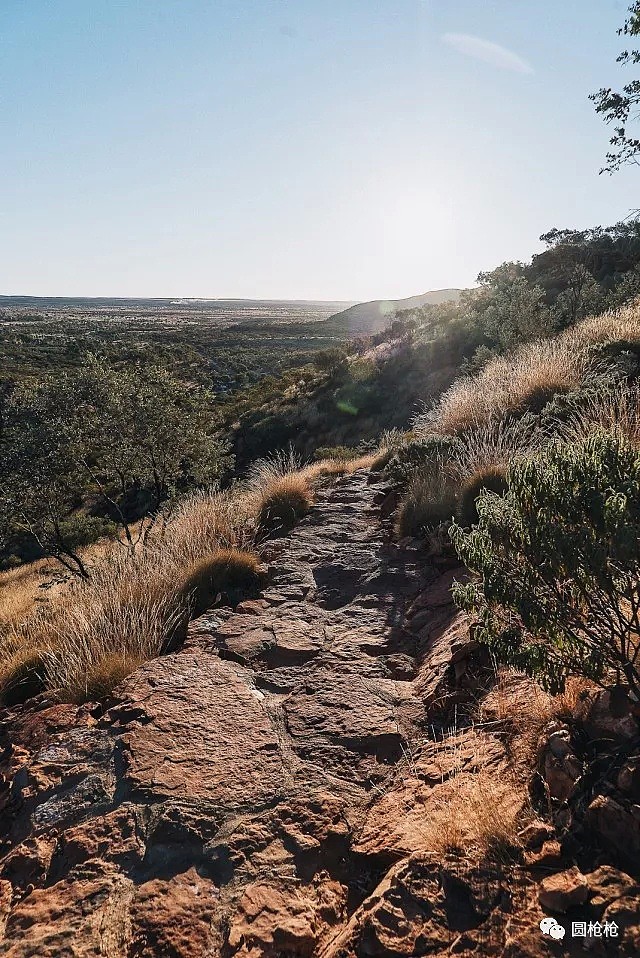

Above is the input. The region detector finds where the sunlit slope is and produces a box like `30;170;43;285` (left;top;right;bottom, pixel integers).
328;288;463;334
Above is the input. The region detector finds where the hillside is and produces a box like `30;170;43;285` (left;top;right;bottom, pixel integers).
328;288;463;334
3;221;640;955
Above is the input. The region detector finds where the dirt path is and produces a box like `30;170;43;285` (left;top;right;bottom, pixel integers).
0;471;524;957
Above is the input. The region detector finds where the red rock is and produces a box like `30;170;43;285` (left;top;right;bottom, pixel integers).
130;868;218;958
524;840;563;869
0;880;12;939
585;865;639;914
227;878;345;957
538;866;589;912
617;755;640;801
2;865;133;957
518;821;555;850
585;794;640;861
118;653;285;806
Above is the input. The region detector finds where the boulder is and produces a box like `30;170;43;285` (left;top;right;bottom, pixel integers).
538;867;589;912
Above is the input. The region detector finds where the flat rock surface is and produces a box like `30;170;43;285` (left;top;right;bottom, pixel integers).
0;472;547;956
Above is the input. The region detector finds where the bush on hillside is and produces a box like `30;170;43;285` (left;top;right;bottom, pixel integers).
417;338;586;435
396;471;458;538
179;548;263;616
385;435;461;485
451;434;640;696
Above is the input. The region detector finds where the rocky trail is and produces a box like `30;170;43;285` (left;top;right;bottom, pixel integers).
1;471;633;956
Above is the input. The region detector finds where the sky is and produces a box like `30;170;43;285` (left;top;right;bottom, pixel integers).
0;0;638;301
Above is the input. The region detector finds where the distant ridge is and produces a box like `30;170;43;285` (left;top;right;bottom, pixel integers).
328;288;462;334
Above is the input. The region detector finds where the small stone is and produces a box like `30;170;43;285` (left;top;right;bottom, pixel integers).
538;867;589;912
617;756;640;802
518;820;555;850
543;751;582;802
586;866;639;915
547;729;573;759
524;840;563;869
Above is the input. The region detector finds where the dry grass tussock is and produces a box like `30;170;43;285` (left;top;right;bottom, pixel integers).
450;418;541;481
418;338;587;435
395;470;458;538
419;769;526;862
566;299;640;348
253;472;314;533
396;419;540;534
556;380;640;448
0;487;256;705
477;668;594;769
400;731;527;863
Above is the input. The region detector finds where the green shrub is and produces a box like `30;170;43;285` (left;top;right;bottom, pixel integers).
451;434;640;696
385;435;461;486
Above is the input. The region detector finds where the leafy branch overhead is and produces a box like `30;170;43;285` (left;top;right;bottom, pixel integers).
591;1;640;172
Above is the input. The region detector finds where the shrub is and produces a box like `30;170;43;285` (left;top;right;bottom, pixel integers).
451;434;640;696
256;474;313;533
178;548;263;616
396;471;458;537
385;435;461;485
457;465;508;527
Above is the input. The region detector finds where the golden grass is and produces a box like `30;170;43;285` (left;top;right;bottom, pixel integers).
477;669;594;769
0;559;60;639
419;768;525;862
41;590;185;704
0;442;353;706
1;487;255;704
255;473;314;533
566;299;640;348
177;547;263;617
556;381;640;448
418;338;586;436
416;300;640;438
0;645;48;707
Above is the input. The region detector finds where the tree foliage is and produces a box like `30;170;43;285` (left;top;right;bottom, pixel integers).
451;434;640;697
591;2;640;173
0;358;232;575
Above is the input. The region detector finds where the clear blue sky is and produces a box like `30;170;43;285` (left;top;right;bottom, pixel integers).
0;0;637;300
